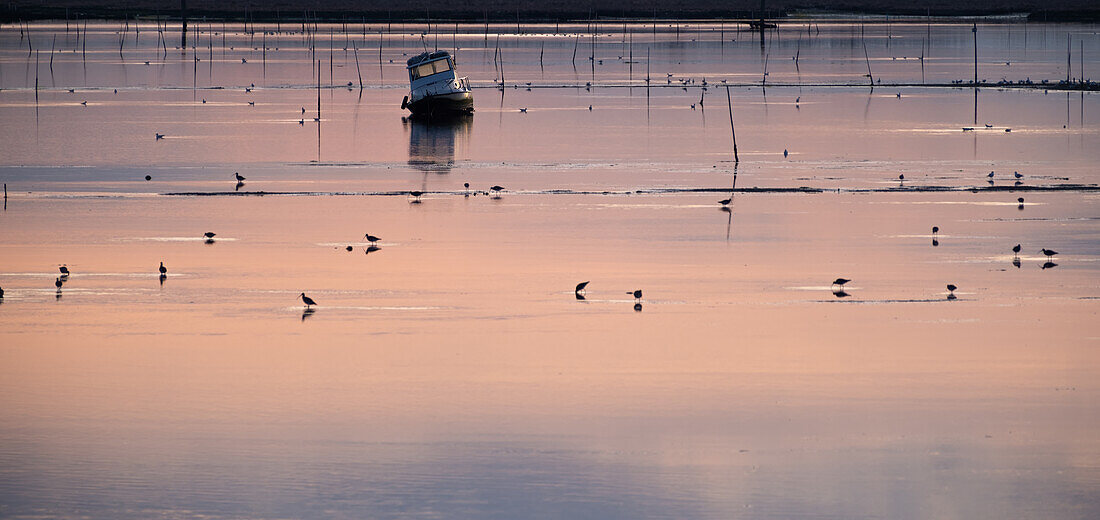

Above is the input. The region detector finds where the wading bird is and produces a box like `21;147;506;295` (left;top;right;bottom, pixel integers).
409;191;423;203
55;277;63;291
1012;244;1021;256
627;289;642;300
831;278;850;290
159;262;167;276
203;232;216;239
947;284;957;296
489;186;505;197
932;226;939;235
234;172;246;182
575;281;589;295
364;233;381;246
299;293;317;307
1039;248;1058;259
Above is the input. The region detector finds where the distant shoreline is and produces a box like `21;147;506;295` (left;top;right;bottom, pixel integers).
3;1;1099;23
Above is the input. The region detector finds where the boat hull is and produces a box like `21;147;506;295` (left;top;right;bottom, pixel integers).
406;91;474;116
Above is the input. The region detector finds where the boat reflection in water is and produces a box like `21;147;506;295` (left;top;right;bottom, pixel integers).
404;114;472;175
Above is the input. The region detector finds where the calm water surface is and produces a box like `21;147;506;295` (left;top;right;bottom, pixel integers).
0;19;1098;519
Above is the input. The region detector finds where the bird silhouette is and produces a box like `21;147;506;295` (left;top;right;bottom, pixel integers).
898;174;904;181
634;302;643;312
159;262;167;276
575;281;590;295
718;198;731;206
1012;244;1021;255
489;185;505;197
234;172;246;182
831;278;850;289
1014;171;1023;179
203;232;216;239
409;191;423;203
833;290;850;298
1039;248;1058;259
946;284;957;298
463;182;470;195
55;277;63;291
299;293;317;307
1012;257;1021;269
155;133;165;140
364;233;381;246
0;286;4;298
932;226;939;235
59;265;70;276
1041;261;1058;270
627;289;642;300
783;149;789;157
987;171;995;179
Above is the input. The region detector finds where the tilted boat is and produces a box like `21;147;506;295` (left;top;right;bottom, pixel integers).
401;50;473;116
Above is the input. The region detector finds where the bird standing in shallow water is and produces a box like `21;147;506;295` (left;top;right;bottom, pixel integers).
234;172;246;182
627;289;642;301
932;226;939;235
364;233;381;247
409;191;423;203
831;278;850;290
159;262;167;276
575;281;590;296
1039;248;1058;259
299;293;317;307
489;186;505;197
718;198;731;206
55;277;63;292
946;284;957;299
1012;244;1021;256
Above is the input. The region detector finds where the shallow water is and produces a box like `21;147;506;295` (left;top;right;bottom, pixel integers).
0;20;1098;519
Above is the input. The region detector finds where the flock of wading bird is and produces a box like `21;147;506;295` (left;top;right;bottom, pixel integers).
0;160;1064;310
0;168;1062;311
827;225;1059;301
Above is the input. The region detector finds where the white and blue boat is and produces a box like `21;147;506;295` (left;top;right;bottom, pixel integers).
401;50;473;116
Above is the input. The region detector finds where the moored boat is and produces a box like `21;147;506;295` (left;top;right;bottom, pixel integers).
402;50;473;116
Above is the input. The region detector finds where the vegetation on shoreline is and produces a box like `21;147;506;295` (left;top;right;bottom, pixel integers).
3;1;1100;22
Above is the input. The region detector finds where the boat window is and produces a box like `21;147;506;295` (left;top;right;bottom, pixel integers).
410;59;452;80
432;59;453;74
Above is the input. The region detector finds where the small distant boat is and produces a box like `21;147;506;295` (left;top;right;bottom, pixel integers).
401;51;473;116
748;21;778;29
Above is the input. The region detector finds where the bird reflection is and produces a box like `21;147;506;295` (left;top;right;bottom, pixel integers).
365;245;381;254
832;290;850;298
1041;261;1058;270
301;308;316;321
633;302;643;312
235;181;244;191
932;238;939;247
404;113;472;175
1012;257;1021;269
